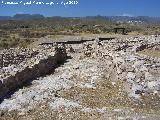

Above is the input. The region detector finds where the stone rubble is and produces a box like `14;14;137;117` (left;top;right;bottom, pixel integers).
0;44;67;100
0;35;160;119
66;35;160;98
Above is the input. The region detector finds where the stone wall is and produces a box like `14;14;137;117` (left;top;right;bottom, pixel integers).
0;45;67;100
74;35;160;99
0;48;39;68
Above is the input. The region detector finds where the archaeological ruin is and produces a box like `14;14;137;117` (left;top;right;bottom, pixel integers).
0;35;160;119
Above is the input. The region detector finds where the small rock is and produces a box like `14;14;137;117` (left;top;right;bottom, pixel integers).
135;90;143;95
0;111;5;117
147;81;160;91
127;72;136;81
18;111;25;116
126;66;135;72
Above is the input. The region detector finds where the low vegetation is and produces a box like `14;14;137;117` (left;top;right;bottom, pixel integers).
0;16;160;49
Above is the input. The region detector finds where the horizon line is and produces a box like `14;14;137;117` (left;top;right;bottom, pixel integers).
1;14;160;18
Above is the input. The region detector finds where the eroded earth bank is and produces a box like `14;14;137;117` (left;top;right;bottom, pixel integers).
0;35;160;120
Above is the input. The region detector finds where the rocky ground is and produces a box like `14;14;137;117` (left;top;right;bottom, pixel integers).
0;35;160;120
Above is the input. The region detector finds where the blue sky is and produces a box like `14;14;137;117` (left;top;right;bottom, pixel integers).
0;0;160;17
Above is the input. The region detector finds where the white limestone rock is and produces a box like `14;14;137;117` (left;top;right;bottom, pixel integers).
147;81;160;91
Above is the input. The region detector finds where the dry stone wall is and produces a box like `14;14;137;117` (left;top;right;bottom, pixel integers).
0;44;67;100
0;48;39;68
68;35;160;99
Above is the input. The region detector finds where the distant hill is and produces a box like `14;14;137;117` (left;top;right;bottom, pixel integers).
0;16;12;20
13;14;45;20
84;16;160;24
0;14;160;24
0;14;45;20
106;16;160;24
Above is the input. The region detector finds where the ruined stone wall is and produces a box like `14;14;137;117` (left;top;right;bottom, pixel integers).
0;45;67;100
74;35;160;98
0;48;39;68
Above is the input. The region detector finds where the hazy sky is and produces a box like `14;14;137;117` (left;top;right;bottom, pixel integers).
0;0;160;17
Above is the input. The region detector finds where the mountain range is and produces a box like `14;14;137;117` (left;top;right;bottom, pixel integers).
0;14;160;24
0;14;45;20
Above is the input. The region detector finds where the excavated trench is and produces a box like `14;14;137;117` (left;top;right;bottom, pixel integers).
0;46;68;102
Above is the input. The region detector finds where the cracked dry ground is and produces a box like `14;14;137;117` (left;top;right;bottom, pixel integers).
0;45;160;119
